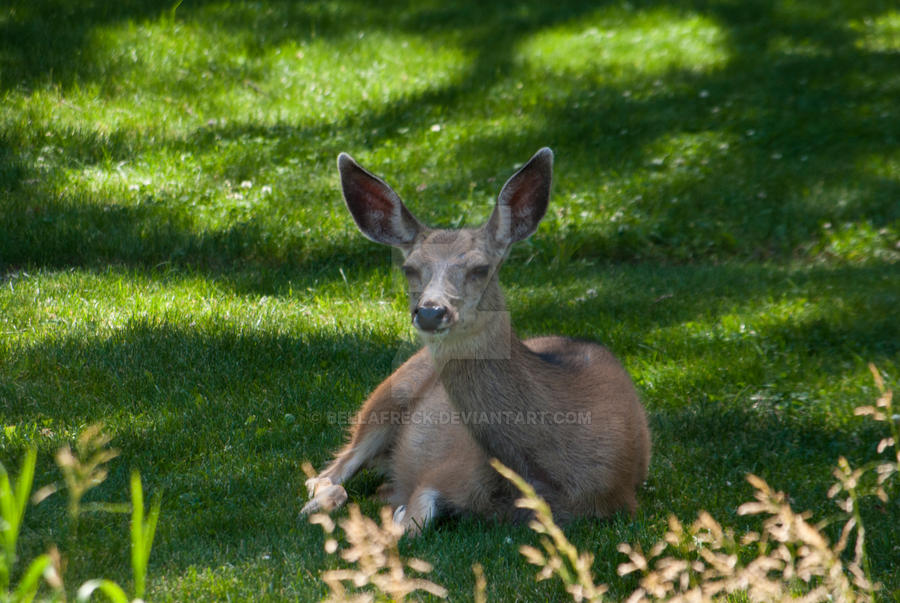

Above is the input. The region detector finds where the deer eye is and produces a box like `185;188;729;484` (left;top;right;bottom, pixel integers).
401;265;420;280
468;265;491;280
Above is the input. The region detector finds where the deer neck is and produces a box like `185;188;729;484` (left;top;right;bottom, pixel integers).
426;278;518;370
425;282;541;421
423;281;560;494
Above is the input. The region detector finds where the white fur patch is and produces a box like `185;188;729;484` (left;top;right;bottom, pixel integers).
417;488;440;520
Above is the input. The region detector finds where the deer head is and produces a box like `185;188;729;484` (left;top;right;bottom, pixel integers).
339;148;553;342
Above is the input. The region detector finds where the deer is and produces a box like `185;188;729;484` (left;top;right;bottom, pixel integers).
301;148;651;536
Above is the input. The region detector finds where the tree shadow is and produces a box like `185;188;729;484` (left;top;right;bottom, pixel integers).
3;0;900;590
4;319;402;582
5;307;897;587
510;262;899;361
2;0;898;279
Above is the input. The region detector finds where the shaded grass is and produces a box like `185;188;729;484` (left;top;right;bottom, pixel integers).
1;0;899;600
3;0;899;270
2;262;898;599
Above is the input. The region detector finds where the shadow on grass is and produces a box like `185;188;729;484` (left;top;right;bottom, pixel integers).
4;310;897;588
3;318;400;580
511;262;899;360
0;175;384;284
1;0;898;276
2;0;899;593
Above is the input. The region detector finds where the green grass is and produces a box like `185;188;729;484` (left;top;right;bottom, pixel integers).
1;0;899;600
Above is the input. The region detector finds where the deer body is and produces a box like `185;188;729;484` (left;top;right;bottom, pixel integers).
302;149;651;534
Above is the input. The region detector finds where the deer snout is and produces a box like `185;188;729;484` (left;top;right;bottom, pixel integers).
413;304;449;332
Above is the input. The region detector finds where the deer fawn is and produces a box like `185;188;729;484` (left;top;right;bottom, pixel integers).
302;148;651;535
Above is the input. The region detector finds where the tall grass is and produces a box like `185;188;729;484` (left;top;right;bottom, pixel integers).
0;427;159;602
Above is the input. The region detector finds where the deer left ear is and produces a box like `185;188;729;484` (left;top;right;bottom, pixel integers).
338;153;424;248
485;147;553;247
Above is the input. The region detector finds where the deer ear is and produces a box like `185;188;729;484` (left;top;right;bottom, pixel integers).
338;153;424;248
486;147;553;247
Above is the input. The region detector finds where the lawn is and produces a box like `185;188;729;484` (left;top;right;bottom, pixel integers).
1;0;899;600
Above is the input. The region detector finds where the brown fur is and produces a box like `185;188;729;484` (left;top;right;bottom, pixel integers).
302;148;651;535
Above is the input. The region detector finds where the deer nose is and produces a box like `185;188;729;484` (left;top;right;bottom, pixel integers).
414;305;448;332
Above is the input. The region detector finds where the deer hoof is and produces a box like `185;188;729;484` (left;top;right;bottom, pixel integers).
305;475;334;498
392;505;407;524
300;484;348;516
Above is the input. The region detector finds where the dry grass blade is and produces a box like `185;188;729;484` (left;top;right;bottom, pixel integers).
491;459;607;602
473;563;487;603
54;424;120;521
312;504;448;602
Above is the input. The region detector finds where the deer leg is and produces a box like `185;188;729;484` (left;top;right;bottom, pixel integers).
300;480;349;515
301;422;390;517
393;486;441;537
305;422;391;499
303;351;436;514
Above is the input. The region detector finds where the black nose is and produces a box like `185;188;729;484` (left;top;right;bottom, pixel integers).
414;305;447;332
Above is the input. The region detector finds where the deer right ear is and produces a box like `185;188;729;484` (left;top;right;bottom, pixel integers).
338;153;424;248
485;147;553;247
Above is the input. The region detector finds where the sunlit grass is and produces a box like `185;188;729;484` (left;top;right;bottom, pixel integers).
1;0;899;599
851;9;900;52
83;20;470;126
0;267;409;346
519;6;730;79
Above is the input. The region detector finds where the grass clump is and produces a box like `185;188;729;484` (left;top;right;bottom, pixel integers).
1;449;51;603
0;426;160;602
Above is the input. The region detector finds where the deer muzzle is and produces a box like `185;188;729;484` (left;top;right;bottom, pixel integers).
413;305;449;332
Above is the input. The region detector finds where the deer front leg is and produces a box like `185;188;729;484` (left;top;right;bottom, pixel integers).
301;350;435;515
300;410;393;516
300;478;349;515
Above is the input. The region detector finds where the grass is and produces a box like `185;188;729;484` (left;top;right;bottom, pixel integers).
1;0;898;600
